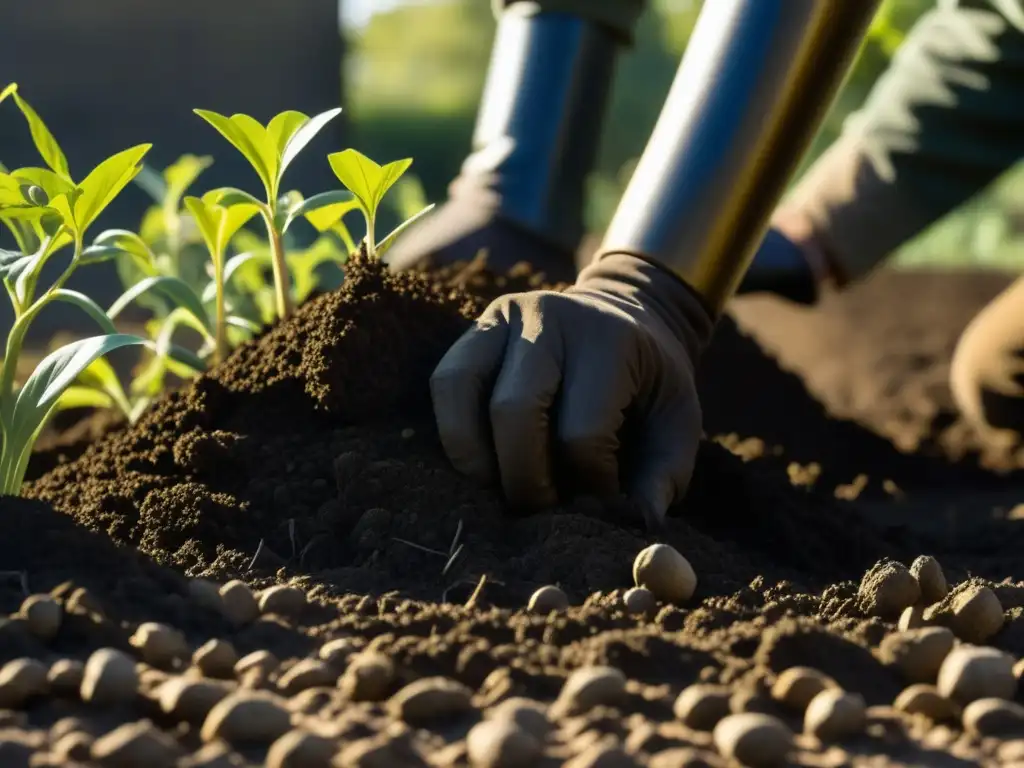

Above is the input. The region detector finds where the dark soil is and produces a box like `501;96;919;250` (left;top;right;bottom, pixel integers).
3;255;1024;766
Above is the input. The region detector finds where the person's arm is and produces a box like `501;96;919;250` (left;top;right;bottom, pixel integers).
598;1;881;316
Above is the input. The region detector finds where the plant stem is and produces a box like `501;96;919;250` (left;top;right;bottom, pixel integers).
365;213;376;260
265;214;293;319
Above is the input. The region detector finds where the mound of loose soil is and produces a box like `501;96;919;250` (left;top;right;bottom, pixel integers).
2;256;1024;766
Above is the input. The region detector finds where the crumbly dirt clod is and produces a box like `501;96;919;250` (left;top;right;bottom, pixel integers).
5;263;1024;764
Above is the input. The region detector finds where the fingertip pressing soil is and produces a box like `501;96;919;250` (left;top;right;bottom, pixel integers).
4;254;1024;766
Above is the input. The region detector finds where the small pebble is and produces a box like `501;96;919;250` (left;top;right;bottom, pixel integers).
488;697;551;739
277;659;335;695
81;648;138;705
623;587;657;617
893;684;960;722
319;636;362;665
467;719;540;768
527;585;569;614
130;622;189;668
550;666;627;718
157;677;231;723
387;676;473;725
187;579;224;611
181;741;245;768
259;585;307;617
234;650;279;678
338;652;394;701
858;560;920;619
266;729;337;768
219;581;259;626
937;645;1016;704
804;688;865;741
950;585;1004;643
898;605;926;631
770;667;837;711
909;556;948;604
201;690;292;744
0;658;48;708
65;586;104;616
649;747;722;768
673;684;731;731
713;713;792;767
90;720;183;767
47;659;84;696
19;595;62;641
193;639;238;679
878;627;955;683
633;544;697;604
963;697;1024;737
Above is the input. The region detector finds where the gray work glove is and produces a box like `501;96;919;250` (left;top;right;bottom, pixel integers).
430;251;714;530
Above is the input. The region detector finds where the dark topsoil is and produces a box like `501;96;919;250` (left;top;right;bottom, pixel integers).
3;255;1024;765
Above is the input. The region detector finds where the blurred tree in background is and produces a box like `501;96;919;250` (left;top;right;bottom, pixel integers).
348;0;1024;269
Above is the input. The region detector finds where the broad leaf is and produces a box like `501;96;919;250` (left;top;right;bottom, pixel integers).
328;149;413;220
108;276;212;337
67;356;132;416
226;315;261;333
276;107;342;182
73;145;151;234
132;163;167;203
50;290;119;335
0;83;15;104
201;251;264;302
0;248;32;280
281;189;355;233
164;154;213;210
10;89;70;179
2;334;145;494
10;167;75;202
83;229;157;274
204;186;265;209
194;109;274;198
184;195;259;261
55;385;115;412
267;111;309;161
378;204;436;258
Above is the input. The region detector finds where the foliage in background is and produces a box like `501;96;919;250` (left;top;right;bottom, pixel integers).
349;0;1024;269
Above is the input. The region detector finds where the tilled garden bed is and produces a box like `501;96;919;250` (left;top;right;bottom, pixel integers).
2;257;1024;766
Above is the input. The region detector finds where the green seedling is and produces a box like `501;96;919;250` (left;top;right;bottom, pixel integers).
193;106;347;319
327;149;434;260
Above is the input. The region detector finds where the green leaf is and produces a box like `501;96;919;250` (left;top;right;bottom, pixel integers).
2;334;145;494
83;229;158;274
0;248;32;280
50;289;119;335
10;89;70;179
55;385;115;413
0;83;15;104
132;163;167;203
74;145;152;234
378;203;436;258
164;154;213;209
281;189;355;234
327;149;413;221
108;276;212;337
204;186;266;209
68;356;132;416
267;111;309;160
276;107;342;182
226;315;262;333
10;167;75;202
201;251;264;302
194;109;274;198
184;195;260;261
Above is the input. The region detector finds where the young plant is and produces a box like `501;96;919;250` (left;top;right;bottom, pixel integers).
193;107;347;319
0;84;150;494
326;149;434;260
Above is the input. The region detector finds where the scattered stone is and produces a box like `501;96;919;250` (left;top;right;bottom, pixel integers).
633;544;697;604
963;697;1024;737
187;579;224;612
649;747;723;768
388;676;473;725
564;742;637;767
81;648;138;705
194;639;238;679
937;646;1016;704
551;666;627;718
179;741;247;768
527;585;569;614
673;684;731;731
259;585;307;618
770;667;837;711
804;688;866;741
47;659;84;696
19;595;62;641
488;697;551;739
90;720;183;767
858;560;920;619
467;719;541;767
65;586;104;616
157;677;231;723
219;581;259;626
909;556;948;604
319;636;362;665
878;627;955;683
713;713;792;767
893;684;960;722
339;652;394;702
622;587;657;617
278;659;335;695
950;585;1004;643
234;650;279;678
130;622;189;668
898;605;926;631
200;690;292;744
0;658;48;708
266;729;337;768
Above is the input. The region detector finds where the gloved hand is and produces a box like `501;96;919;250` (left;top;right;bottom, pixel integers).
384;192;579;285
429;251;714;530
